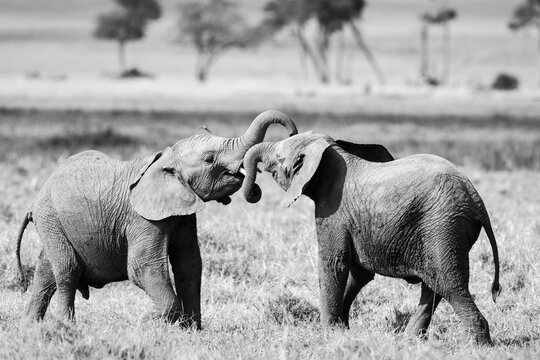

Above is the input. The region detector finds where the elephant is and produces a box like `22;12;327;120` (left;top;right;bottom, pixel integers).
15;110;297;327
242;131;501;345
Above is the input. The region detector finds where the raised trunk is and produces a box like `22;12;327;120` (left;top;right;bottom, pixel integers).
230;110;298;154
242;142;275;203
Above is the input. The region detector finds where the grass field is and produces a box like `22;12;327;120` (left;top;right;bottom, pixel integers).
0;0;539;358
0;108;539;359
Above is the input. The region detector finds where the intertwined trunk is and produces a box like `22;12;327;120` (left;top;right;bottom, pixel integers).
225;111;297;169
242;142;275;203
232;111;296;150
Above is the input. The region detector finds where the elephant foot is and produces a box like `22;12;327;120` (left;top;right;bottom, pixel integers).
178;316;202;330
141;308;181;324
471;331;492;346
321;316;348;329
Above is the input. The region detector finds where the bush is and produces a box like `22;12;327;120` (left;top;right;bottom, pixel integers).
492;73;519;90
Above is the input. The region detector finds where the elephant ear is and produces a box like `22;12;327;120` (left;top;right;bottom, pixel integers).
129;151;205;221
335;140;394;162
281;137;332;207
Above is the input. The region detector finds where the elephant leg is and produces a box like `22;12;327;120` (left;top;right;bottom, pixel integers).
169;215;201;329
317;226;351;326
424;238;492;345
404;282;442;338
26;251;57;321
340;263;374;327
446;290;492;345
37;225;81;321
128;228;181;323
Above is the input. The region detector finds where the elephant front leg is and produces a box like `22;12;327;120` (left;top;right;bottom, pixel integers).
128;236;181;323
317;227;351;326
168;215;202;329
341;263;374;327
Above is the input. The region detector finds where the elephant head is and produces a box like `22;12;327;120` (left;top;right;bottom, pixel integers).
242;131;394;206
129;110;298;221
242;131;333;206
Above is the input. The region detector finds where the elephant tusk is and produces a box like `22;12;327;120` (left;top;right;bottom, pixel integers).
238;167;260;176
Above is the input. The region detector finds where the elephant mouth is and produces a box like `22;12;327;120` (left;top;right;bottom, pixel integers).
222;164;259;189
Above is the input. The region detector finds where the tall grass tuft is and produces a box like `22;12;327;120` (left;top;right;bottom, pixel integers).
265;292;320;326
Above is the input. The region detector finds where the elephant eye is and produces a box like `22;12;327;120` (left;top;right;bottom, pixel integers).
203;153;214;164
163;167;176;176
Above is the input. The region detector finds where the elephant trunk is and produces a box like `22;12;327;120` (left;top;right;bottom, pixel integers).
231;110;297;155
242;142;275;203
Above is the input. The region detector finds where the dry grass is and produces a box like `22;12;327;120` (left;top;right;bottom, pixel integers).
0;109;539;359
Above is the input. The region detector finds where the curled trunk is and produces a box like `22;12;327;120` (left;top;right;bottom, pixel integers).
242;142;275;203
232;110;297;154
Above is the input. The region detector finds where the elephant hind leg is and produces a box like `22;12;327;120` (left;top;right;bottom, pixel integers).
340;264;374;327
446;290;492;345
37;225;82;321
26;251;57;321
423;250;492;344
404;282;442;338
52;256;82;321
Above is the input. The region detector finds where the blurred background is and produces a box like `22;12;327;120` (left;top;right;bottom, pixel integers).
1;0;539;114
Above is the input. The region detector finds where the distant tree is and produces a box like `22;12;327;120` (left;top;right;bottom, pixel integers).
178;0;253;82
262;0;321;80
316;0;385;85
509;0;540;86
94;0;161;73
420;3;457;86
261;0;384;85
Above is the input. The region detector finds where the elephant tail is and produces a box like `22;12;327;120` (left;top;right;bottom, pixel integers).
15;212;32;292
481;217;502;303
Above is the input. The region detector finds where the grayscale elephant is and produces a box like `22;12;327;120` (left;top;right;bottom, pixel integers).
15;110;297;327
242;131;501;345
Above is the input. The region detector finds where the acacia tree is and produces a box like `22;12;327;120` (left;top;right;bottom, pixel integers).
261;0;320;81
420;4;457;86
94;0;161;73
178;0;252;82
509;0;540;86
317;0;385;84
262;0;384;85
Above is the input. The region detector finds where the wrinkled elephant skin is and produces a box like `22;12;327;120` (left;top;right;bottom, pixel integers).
242;131;501;345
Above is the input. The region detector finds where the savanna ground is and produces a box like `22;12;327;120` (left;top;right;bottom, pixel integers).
0;108;539;359
1;0;540;358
